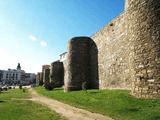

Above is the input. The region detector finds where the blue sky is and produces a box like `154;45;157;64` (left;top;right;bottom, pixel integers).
0;0;124;73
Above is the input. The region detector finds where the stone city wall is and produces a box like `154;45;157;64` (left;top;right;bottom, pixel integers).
91;0;160;98
127;0;160;98
41;0;160;98
92;12;134;89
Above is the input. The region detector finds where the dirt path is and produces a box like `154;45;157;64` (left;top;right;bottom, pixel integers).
29;89;114;120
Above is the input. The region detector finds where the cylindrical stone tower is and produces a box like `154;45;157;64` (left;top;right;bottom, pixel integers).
50;61;64;87
39;72;43;85
42;65;50;83
36;72;41;85
127;0;160;98
43;68;50;83
64;37;99;92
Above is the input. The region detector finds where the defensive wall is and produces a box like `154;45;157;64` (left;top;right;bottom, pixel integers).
37;0;160;98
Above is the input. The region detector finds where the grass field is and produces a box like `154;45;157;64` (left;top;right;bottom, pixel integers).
36;87;160;120
0;89;66;120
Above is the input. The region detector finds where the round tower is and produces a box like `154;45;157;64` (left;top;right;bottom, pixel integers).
50;61;64;87
127;0;160;98
64;37;99;92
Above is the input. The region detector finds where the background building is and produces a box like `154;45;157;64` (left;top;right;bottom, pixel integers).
59;52;67;62
0;63;36;86
2;69;25;85
0;70;3;84
24;73;36;85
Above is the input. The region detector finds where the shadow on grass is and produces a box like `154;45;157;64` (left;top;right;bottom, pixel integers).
126;107;141;112
54;88;64;91
152;116;160;120
88;91;100;94
0;100;5;103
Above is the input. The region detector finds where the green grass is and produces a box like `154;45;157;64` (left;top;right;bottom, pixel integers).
0;89;29;100
0;89;66;120
35;87;160;120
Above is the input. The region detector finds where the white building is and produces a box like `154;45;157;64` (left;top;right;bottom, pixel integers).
1;63;36;86
59;52;67;62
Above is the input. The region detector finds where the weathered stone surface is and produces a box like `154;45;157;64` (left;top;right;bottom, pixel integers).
44;68;50;83
127;0;160;98
64;37;99;92
89;39;99;89
50;61;64;87
42;65;50;83
39;72;43;84
92;12;134;89
92;0;160;98
36;72;41;84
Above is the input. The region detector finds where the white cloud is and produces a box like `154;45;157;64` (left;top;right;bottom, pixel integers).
29;35;37;41
40;40;47;47
29;35;48;48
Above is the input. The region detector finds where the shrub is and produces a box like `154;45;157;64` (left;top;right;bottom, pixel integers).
39;80;44;86
3;87;8;91
8;86;12;89
19;85;22;89
44;81;54;91
22;88;26;93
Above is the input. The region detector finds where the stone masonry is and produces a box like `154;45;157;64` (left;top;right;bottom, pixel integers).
42;65;50;84
92;12;133;89
92;0;160;98
127;0;160;98
64;37;99;92
36;72;41;85
41;0;160;98
50;61;64;87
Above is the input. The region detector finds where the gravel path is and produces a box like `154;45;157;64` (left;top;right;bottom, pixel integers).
29;89;114;120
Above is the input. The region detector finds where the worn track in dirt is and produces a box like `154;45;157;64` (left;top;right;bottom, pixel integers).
29;89;114;120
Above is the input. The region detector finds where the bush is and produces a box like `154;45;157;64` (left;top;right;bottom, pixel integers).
8;86;12;89
22;88;26;93
3;87;8;91
19;85;22;89
39;80;44;86
44;81;54;91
